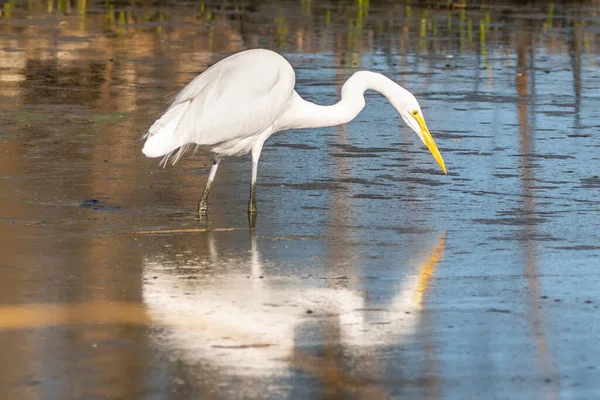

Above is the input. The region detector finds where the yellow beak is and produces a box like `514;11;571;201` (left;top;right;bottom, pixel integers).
414;114;447;174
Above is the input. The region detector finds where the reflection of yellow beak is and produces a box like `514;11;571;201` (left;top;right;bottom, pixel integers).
414;232;446;305
414;114;447;174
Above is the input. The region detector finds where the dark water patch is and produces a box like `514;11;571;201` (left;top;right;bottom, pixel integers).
397;195;427;202
530;154;575;160
551;245;600;251
531;179;572;185
267;235;329;242
58;35;92;43
434;132;494;140
352;194;393;200
539;110;574;117
78;199;122;212
212;344;272;349
462;93;520;104
331;153;379;158
330;144;399;153
426;93;518;104
568;134;593;138
260;181;344;191
436;130;470;134
510;153;573;161
407;167;452;175
497;210;560;217
531;185;561;190
385;227;437;234
577;176;600;189
380;164;407;170
0;47;24;53
383;156;411;163
493;173;519;179
379;174;449;187
376;242;402;247
272;143;319;150
490;233;563;242
454;151;494;156
473;217;546;226
339;178;390;186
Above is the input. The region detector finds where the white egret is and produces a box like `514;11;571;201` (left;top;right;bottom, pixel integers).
142;49;447;215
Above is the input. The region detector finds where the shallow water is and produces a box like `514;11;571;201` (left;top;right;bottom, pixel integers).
1;0;600;398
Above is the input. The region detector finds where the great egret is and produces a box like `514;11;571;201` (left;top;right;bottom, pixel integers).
142;49;447;215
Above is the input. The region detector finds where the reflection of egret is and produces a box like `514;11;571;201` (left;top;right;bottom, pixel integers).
142;231;446;379
142;49;447;215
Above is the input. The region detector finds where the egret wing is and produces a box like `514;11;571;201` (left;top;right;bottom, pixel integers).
142;50;295;163
173;50;295;146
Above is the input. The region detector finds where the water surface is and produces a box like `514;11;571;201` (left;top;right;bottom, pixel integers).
1;0;600;398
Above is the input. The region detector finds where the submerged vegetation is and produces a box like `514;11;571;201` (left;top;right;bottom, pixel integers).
1;0;598;55
1;0;597;116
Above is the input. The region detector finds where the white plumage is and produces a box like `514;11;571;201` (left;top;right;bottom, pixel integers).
142;48;446;215
143;50;294;163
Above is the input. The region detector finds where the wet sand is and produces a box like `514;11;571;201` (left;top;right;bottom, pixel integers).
1;0;600;398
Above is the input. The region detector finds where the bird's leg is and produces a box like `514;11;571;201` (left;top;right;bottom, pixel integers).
248;160;259;214
248;182;257;213
248;210;257;230
198;157;221;215
248;143;263;214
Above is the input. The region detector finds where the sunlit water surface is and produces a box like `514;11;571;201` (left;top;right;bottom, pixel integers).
1;0;600;398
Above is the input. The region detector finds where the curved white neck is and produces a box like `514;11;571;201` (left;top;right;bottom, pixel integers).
276;71;408;131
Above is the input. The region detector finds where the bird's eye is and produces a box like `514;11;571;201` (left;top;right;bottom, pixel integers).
412;110;419;116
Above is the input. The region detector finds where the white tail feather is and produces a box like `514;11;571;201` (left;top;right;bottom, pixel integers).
142;101;191;160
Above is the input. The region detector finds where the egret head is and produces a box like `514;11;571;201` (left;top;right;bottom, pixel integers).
396;91;447;174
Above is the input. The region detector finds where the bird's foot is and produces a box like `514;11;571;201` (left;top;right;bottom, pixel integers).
198;202;209;216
